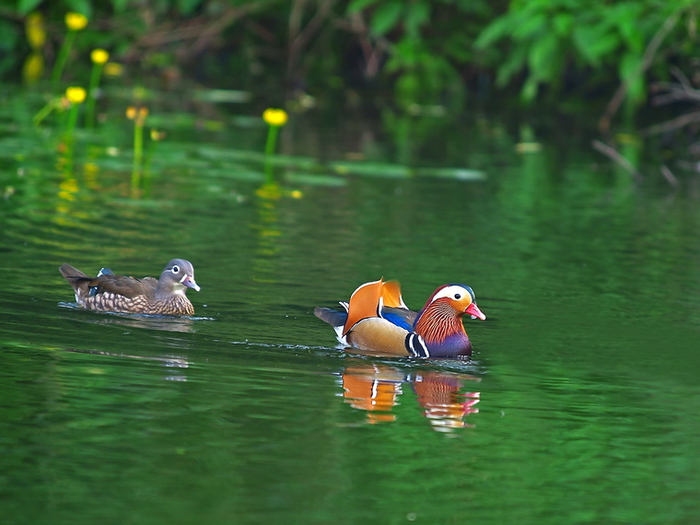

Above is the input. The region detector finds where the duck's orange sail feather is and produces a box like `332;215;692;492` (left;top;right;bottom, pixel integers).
342;279;384;335
380;280;407;309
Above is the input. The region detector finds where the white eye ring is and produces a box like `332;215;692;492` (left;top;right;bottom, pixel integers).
171;265;180;274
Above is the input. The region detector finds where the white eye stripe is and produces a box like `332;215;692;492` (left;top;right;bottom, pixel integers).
171;265;180;274
431;285;474;303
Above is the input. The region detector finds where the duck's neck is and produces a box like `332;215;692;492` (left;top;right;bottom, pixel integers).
414;302;469;353
155;282;186;300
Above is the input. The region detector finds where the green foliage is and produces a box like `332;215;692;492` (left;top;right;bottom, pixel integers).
16;0;42;15
2;0;700;121
475;0;698;108
349;0;497;109
0;18;19;76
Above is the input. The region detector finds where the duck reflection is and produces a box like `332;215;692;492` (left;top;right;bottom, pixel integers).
60;347;190;382
59;302;207;333
84;314;198;333
340;362;480;431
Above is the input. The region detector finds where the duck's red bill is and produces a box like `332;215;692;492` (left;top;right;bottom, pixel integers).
466;302;486;320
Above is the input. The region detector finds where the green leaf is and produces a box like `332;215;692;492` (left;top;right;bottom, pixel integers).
330;161;411;178
416;168;486;181
495;45;528;86
388;37;418;69
178;0;203;16
552;13;572;36
284;173;347;187
17;0;43;15
573;24;620;66
347;0;377;13
110;0;130;13
528;32;559;81
512;12;546;40
65;0;93;17
613;4;645;53
404;2;430;37
619;52;645;104
201;167;265;182
371;1;403;35
0;19;17;51
521;76;539;102
475;15;516;48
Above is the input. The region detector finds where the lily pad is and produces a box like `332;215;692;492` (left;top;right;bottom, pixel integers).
145;113;198;130
330;161;411;178
416;167;486;180
201;167;265;182
284;172;347;187
194;89;251;103
264;154;319;170
197;147;265;163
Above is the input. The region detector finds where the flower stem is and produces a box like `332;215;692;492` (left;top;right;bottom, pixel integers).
33;98;59;126
131;120;144;196
51;30;76;93
85;63;103;128
264;124;280;185
65;102;79;137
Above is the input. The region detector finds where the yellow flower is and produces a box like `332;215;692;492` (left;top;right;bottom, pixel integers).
25;12;46;49
262;108;288;127
91;49;109;64
83;162;100;175
103;62;123;77
126;106;148;124
65;86;86;104
22;52;44;84
65;12;88;31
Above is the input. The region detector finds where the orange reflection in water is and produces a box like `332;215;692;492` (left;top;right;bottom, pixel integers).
341;363;480;431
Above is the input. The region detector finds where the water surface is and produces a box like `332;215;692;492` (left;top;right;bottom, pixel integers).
1;116;700;524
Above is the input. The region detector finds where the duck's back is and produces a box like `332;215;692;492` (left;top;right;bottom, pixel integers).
60;264;158;314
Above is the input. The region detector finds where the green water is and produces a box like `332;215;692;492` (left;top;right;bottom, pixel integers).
1;117;700;524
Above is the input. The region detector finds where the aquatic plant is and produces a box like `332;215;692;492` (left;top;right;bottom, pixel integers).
142;129;165;195
126;106;149;195
65;86;86;137
51;12;88;93
22;12;45;85
85;49;109;128
262;108;288;184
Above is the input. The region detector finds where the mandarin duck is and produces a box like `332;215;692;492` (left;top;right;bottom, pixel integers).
314;279;486;358
59;259;200;316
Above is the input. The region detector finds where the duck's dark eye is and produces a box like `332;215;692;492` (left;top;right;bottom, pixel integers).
171;265;180;274
454;293;462;299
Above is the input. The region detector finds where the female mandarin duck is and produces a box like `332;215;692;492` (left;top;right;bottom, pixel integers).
314;279;486;358
59;259;200;316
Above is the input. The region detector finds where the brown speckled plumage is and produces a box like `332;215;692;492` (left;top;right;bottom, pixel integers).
59;259;200;316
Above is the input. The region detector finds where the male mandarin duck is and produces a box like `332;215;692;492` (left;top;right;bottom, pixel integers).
314;279;486;358
59;259;200;316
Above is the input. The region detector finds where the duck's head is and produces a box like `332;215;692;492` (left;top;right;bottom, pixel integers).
161;259;200;293
423;284;485;320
